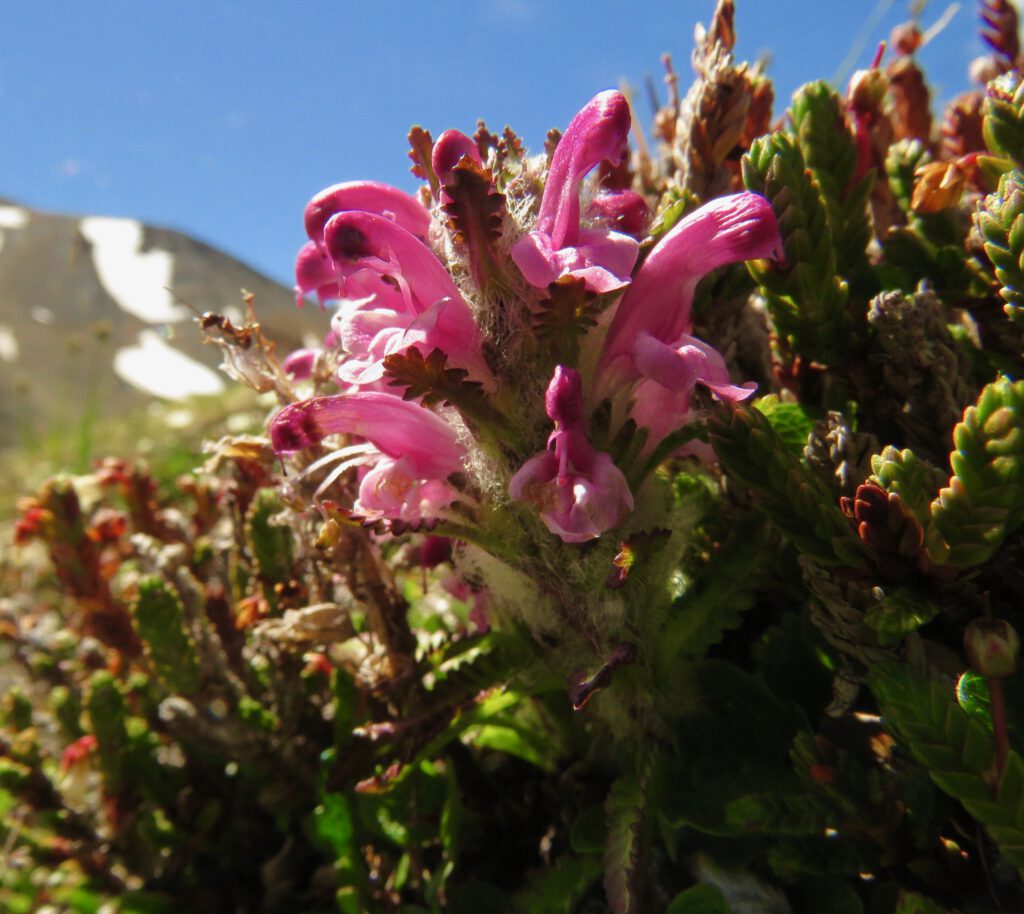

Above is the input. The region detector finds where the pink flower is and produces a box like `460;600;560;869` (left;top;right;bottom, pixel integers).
322;210;493;386
586;189;650;238
509;366;633;543
294;240;342;307
511;91;640;293
270;391;466;523
595;192;781;445
304;180;431;252
282;347;320;381
600;192;781;390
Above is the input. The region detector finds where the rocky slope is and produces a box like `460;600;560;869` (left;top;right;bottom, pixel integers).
0;199;323;450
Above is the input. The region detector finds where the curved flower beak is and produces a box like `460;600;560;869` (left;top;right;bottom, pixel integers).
304;180;431;252
600;191;780;388
511;91;639;293
538;90;632;249
270;391;465;480
323;211;464;315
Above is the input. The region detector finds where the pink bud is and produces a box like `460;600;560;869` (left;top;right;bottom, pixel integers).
965;618;1020;679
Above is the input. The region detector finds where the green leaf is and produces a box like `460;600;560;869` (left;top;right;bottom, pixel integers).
977;168;1024;326
742;131;853;366
892;889;954;914
927;376;1024;566
666;883;732;914
984;71;1024;164
708;404;866;567
869;661;1024;874
955;671;992;730
754;396;815;454
245;487;293;590
85;671;130;796
131;576;202;695
507;856;602;914
655;522;770;673
861;589;939;646
790;81;871;275
869;446;945;526
531;275;603;366
313;791;368;914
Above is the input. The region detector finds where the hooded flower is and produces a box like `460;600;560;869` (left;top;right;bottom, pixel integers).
304;180;431;251
511;90;640;293
596;192;781;444
271;391;466;522
321;210;493;386
509;366;633;543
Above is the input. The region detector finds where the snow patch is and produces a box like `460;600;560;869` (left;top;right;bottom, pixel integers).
79;216;190;324
0;206;29;257
0;206;28;230
0;325;18;362
114;330;226;400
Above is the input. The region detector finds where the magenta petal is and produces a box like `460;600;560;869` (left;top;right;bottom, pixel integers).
323;211;464;316
561;453;634;539
282;347;320;381
511;228;638;294
545;365;584;427
510;232;560;288
540;90;632;249
633;332;756;401
587;190;650;238
601;192;780;386
304;180;430;249
510;451;633;544
294;241;342;306
270;392;464;478
356;456;458;522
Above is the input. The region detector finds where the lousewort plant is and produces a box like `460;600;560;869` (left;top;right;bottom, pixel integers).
5;1;1024;912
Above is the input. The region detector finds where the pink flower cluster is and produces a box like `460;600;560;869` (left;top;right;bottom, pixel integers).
271;90;781;542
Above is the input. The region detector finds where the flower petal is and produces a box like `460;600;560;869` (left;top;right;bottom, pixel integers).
270;391;464;479
304;180;431;250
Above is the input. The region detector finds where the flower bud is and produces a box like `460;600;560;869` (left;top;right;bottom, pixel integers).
964;618;1020;679
847;67;887;115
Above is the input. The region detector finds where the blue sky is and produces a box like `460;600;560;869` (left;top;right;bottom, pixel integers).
0;1;985;287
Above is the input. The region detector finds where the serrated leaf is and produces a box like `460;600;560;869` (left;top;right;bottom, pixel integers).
383;346;521;449
441;157;507;290
790;81;870;274
742;131;853;366
869;661;1024;874
754;396;814;454
655;523;769;671
407;125;439;196
531;275;603;365
869;446;945;525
